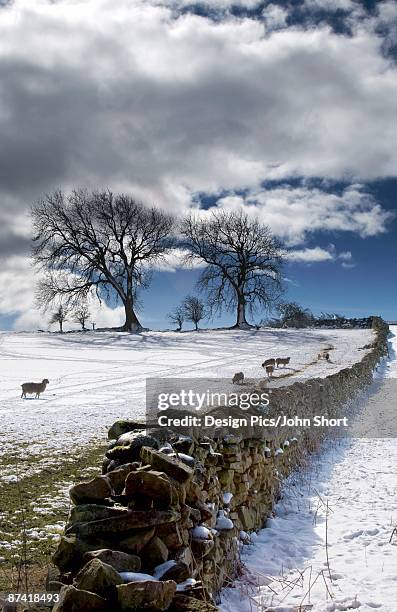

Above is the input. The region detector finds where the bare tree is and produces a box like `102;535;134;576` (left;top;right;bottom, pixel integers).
50;304;68;333
168;305;185;332
183;295;206;331
276;301;314;328
181;210;283;328
73;301;91;331
32;190;175;332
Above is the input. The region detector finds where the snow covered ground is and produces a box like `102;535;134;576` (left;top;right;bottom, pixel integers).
220;327;397;612
0;327;372;477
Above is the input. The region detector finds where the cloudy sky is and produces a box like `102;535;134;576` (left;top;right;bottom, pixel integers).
0;0;396;330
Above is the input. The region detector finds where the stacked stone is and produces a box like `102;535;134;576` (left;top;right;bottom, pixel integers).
50;424;298;610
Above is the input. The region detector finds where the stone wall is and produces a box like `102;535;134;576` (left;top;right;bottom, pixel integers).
50;318;389;611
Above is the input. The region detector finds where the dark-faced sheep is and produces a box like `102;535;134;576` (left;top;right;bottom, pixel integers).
262;358;276;368
276;357;290;368
21;379;49;399
232;372;244;385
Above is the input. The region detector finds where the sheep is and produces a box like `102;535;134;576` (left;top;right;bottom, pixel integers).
262;358;276;368
232;372;244;385
265;365;274;378
21;379;49;399
276;357;290;368
318;351;330;361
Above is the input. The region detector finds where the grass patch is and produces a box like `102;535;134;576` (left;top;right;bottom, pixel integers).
0;440;107;593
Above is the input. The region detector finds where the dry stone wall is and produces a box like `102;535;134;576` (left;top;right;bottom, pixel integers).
50;318;389;611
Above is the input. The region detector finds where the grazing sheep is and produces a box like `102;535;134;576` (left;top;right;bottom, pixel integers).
262;358;276;368
21;378;49;399
276;357;290;368
265;365;274;378
318;351;330;361
232;372;244;385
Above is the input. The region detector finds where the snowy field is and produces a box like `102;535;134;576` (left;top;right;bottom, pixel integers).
0;327;372;478
220;327;397;612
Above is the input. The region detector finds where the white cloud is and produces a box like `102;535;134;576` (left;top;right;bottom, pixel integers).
303;0;354;10
376;0;397;22
13;301;126;332
214;184;393;246
160;0;260;7
88;302;125;330
1;255;125;331
0;256;37;316
285;244;356;268
285;245;356;264
286;246;335;262
262;4;288;30
338;250;353;262
341;261;356;269
153;248;206;272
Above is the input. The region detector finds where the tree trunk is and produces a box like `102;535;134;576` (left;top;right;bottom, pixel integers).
60;320;63;333
235;295;250;329
123;295;142;332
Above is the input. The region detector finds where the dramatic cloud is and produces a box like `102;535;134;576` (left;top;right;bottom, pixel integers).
0;0;397;215
0;0;395;326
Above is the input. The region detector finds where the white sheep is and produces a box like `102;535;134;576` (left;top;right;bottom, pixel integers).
21;379;49;399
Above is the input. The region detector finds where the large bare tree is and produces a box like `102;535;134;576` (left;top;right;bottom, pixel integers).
32;190;174;332
181;210;283;328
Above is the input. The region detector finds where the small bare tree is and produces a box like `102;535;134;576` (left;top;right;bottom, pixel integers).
181;210;284;328
73;302;91;331
183;295;206;331
277;301;314;328
32;190;175;332
50;304;68;333
168;305;185;332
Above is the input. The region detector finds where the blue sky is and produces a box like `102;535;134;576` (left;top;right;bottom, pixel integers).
0;0;396;330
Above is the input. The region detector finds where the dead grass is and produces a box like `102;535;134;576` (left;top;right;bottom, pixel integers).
0;441;107;594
